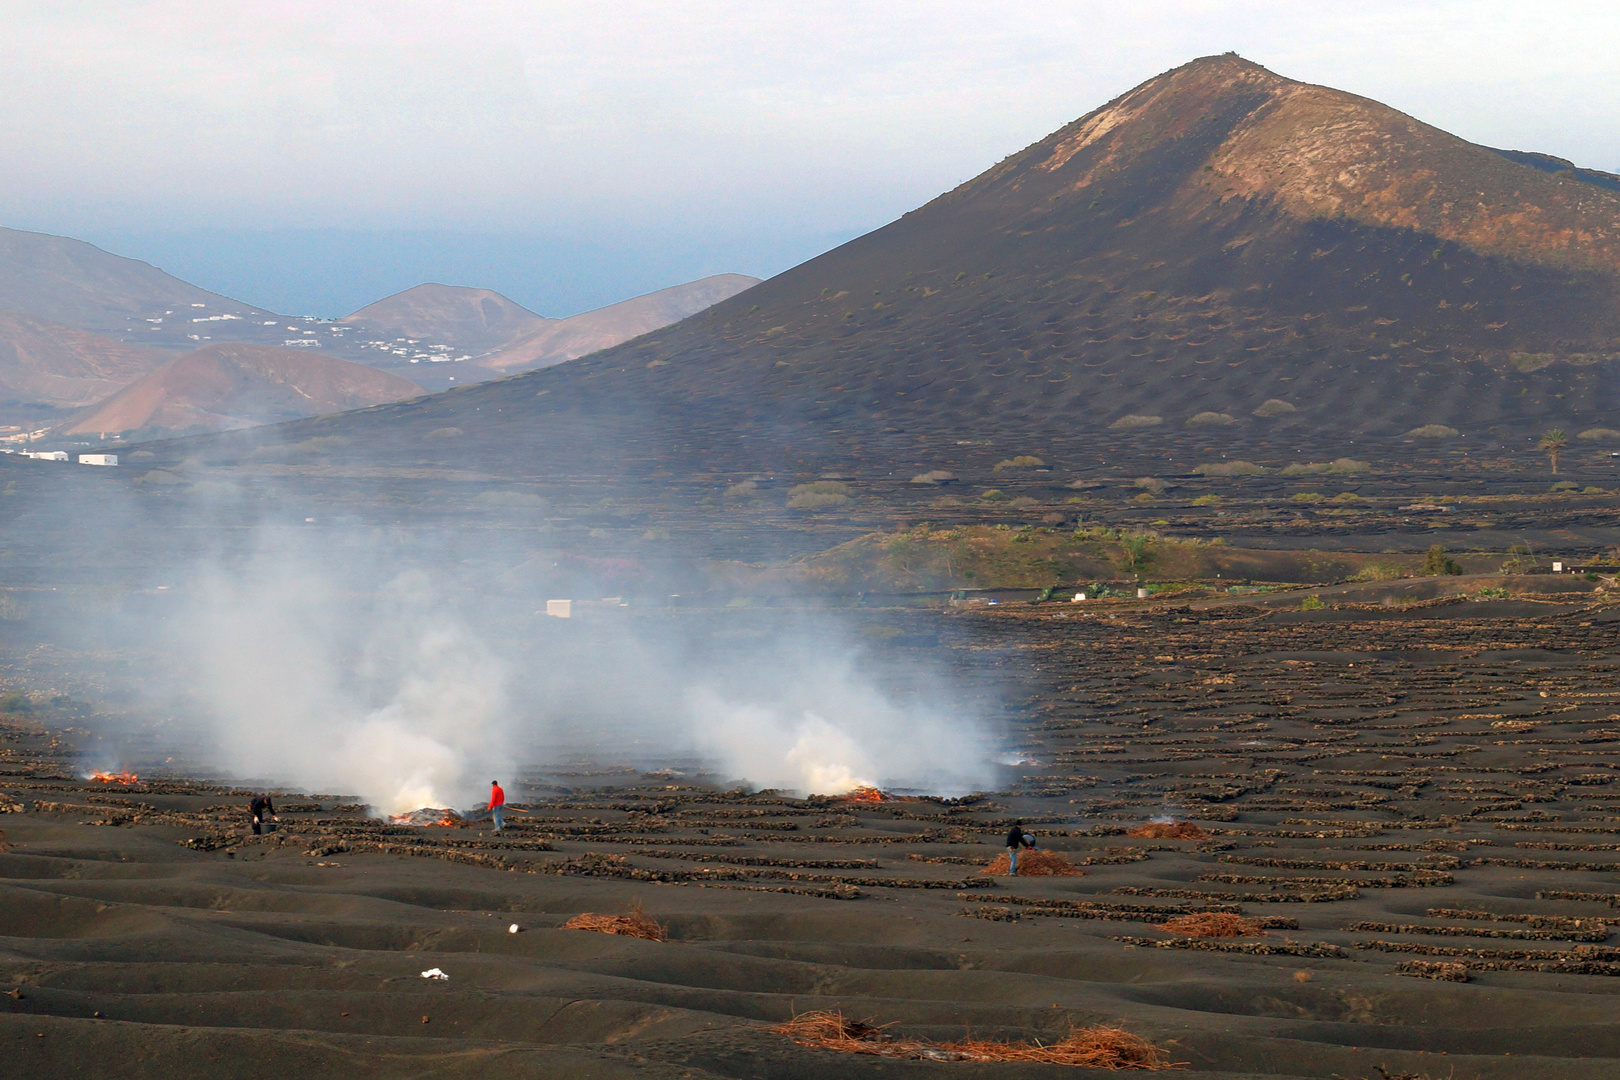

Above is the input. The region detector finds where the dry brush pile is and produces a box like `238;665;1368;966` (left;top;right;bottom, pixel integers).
770;1010;1176;1068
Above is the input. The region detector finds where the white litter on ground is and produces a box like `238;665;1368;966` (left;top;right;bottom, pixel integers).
420;968;448;980
508;923;520;934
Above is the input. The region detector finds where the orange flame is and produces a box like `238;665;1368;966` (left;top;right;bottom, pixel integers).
843;787;890;804
88;769;138;785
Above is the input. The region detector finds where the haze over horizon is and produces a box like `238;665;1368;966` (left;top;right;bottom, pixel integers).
4;2;1618;317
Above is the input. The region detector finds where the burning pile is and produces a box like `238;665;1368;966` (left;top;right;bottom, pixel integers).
388;807;468;827
771;1011;1174;1067
562;903;666;942
842;787;892;804
1127;821;1210;841
979;849;1085;877
1154;912;1265;938
87;769;138;785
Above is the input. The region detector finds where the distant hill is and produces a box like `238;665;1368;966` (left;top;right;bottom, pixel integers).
475;274;760;374
340;284;551;355
338;274;760;378
0;227;250;333
0;311;173;412
0;225;756;418
59;343;423;436
223;54;1620;488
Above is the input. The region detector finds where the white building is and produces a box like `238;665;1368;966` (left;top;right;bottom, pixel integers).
78;454;119;466
23;451;68;461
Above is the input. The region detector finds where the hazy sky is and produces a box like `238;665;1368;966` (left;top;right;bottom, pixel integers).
3;2;1617;316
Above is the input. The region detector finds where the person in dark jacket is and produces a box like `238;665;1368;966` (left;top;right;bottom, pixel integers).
1006;821;1034;875
250;794;277;836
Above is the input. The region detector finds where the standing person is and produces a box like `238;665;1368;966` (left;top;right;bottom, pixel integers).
250;793;277;836
488;780;506;832
1005;820;1033;875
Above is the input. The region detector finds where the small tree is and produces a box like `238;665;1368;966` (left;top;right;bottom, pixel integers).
1424;544;1461;576
1539;428;1568;474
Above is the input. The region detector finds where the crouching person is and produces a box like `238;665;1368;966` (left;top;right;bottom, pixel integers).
250;793;277;836
1006;820;1034;875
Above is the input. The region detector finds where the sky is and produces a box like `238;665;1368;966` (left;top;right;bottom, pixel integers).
3;1;1618;317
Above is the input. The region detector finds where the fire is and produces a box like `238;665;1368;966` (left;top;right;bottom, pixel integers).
843;787;890;804
88;769;138;785
387;807;467;827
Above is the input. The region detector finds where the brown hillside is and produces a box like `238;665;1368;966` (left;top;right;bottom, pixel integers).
60;343;424;436
0;311;173;409
340;284;551;355
477;273;760;373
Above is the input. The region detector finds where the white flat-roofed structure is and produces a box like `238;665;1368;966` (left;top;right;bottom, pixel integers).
544;599;572;618
24;450;68;461
78;454;118;466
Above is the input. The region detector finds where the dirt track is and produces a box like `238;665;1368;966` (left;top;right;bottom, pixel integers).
6;599;1620;1078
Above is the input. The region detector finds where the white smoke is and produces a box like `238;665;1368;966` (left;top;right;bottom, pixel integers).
684;660;997;795
98;521;1000;811
172;553;510;813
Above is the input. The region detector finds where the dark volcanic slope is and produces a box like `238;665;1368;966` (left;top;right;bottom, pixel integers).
273;54;1620;475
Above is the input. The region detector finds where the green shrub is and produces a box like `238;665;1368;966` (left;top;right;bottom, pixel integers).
1290;492;1324;503
1191;494;1222;505
1471;586;1511;600
1577;428;1620;441
1109;414;1162;429
1405;424;1459;438
1193;461;1269;477
1300;595;1326;610
1280;458;1369;476
787;481;851;509
1329;492;1364;504
979;489;1011;502
909;470;956;485
993;455;1046;470
1252;399;1297;417
1186;411;1237;427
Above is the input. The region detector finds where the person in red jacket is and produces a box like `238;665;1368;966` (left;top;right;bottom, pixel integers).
488;780;506;832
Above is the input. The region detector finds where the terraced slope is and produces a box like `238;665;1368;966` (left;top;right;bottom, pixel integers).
7;599;1620;1078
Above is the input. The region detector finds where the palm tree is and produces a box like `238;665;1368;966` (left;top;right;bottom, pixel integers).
1539;428;1568;474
